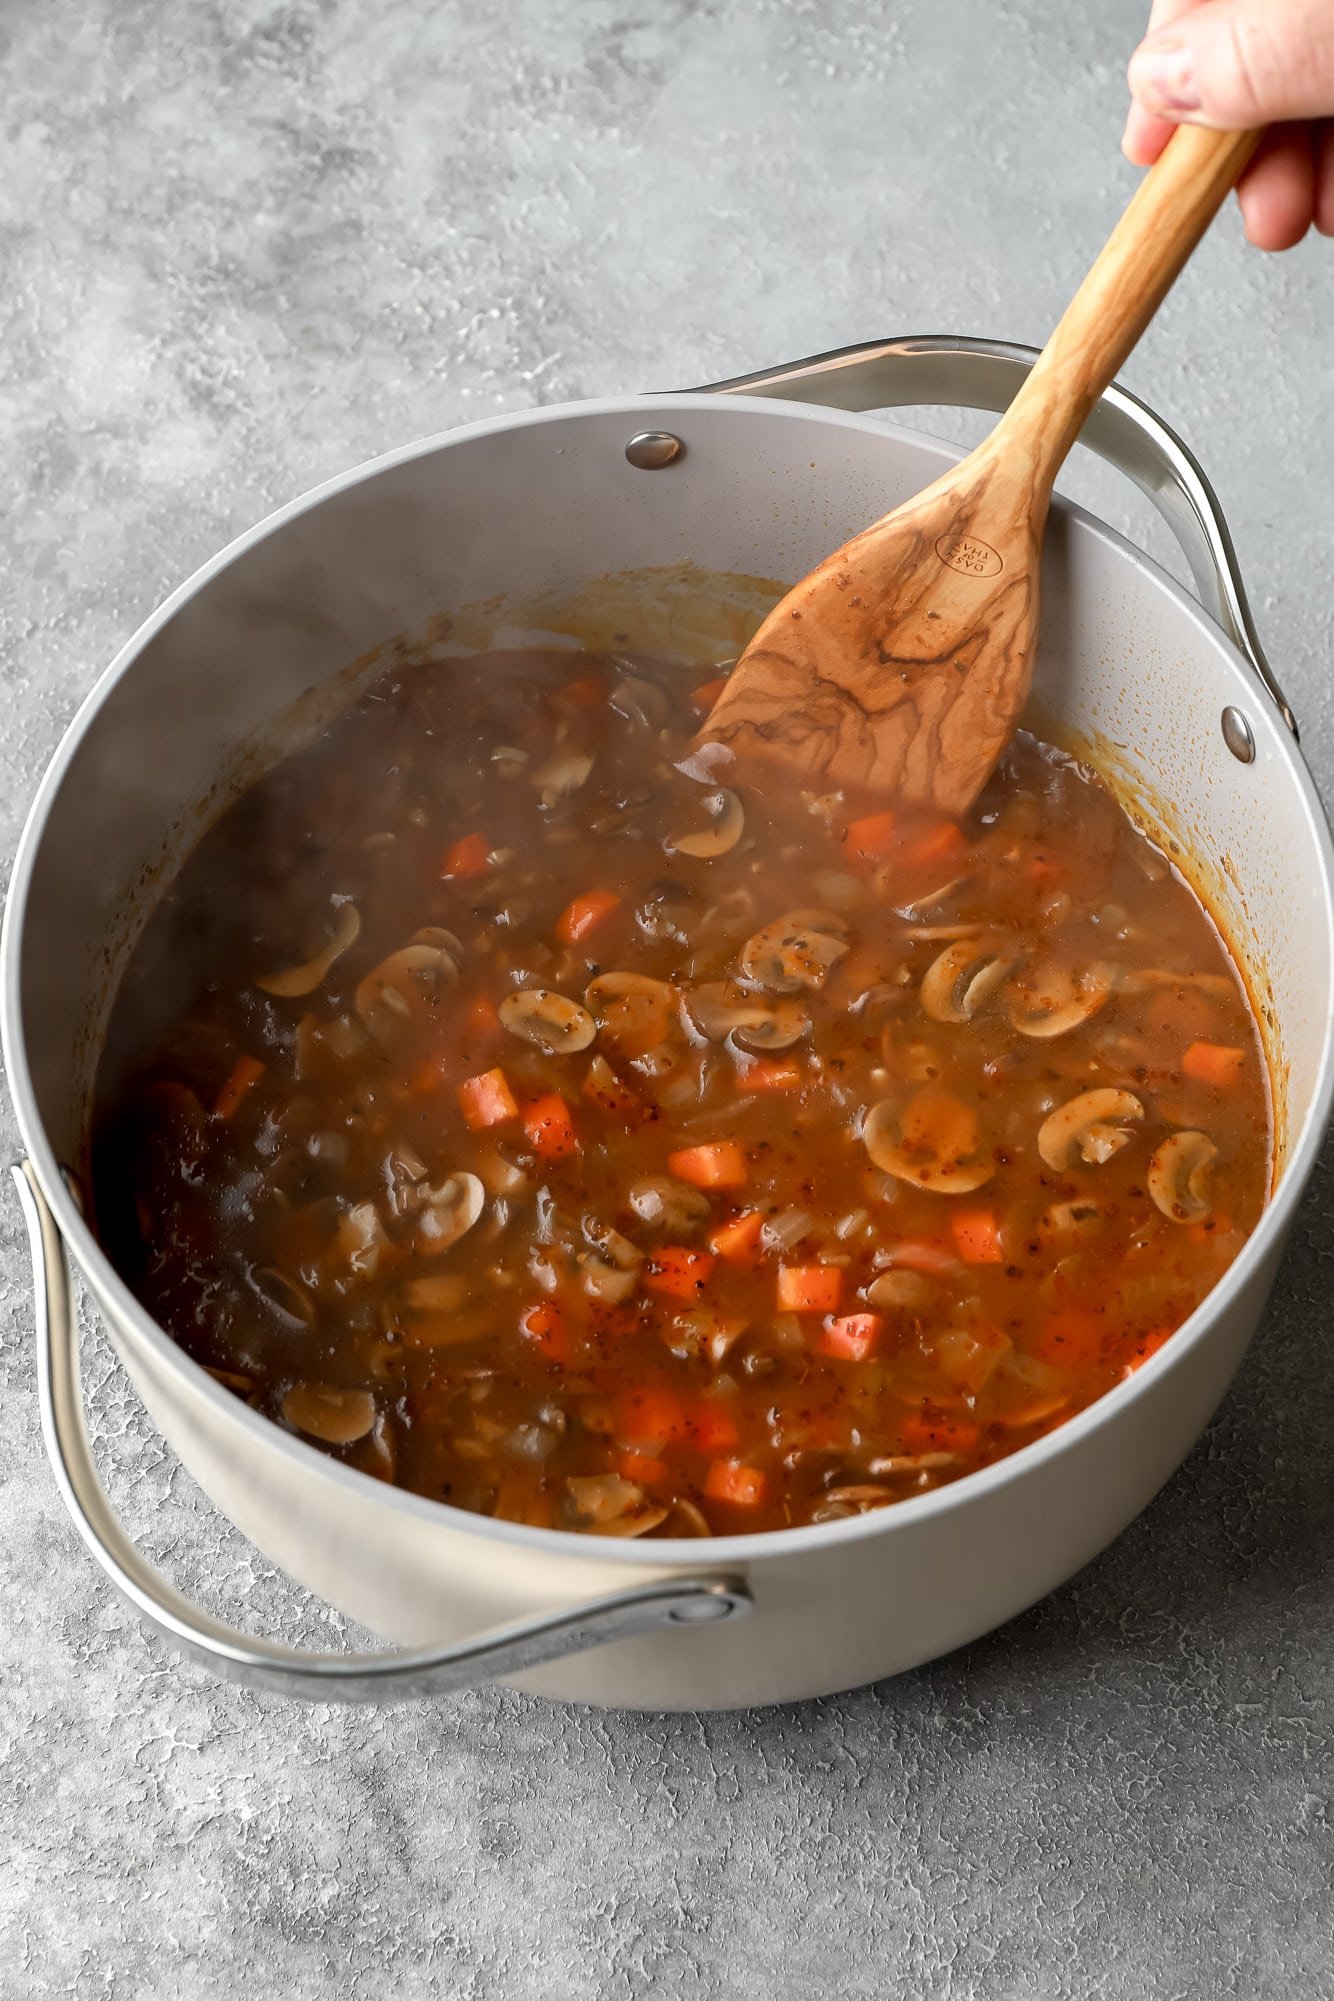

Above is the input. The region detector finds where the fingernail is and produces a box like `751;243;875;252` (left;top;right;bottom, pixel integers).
1127;35;1200;115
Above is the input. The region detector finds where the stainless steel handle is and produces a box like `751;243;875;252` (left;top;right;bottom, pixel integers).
695;334;1297;736
13;1162;750;1702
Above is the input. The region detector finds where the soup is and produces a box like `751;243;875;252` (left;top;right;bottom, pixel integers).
92;646;1270;1538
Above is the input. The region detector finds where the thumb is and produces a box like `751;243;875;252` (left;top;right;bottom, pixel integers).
1128;0;1334;127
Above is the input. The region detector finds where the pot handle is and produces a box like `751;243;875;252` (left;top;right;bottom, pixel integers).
12;1162;750;1703
694;335;1297;736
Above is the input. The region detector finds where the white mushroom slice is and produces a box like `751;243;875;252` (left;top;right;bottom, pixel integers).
670;788;744;860
583;1218;642;1270
416;1172;485;1252
410;927;466;967
564;1475;668;1537
281;1384;377;1446
920;938;1016;1024
1005;961;1118;1039
1037;1088;1145;1172
810;1486;898;1520
739;911;850;993
580;1256;640;1305
627;1175;711;1234
609;676;668;730
1147;1130;1219;1224
865;1269;935;1312
585;972;677;1053
499;988;596;1055
685;981;807;1052
532;749;594;798
1038;1199;1104;1243
355;941;460;1041
254;904;362;998
862;1086;995;1194
896;875;970;920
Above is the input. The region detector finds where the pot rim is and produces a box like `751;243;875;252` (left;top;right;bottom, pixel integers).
6;388;1333;1571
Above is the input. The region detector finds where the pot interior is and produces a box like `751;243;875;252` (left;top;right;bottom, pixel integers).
8;396;1331;1204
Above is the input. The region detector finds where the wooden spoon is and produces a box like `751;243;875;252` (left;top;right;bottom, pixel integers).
700;125;1260;815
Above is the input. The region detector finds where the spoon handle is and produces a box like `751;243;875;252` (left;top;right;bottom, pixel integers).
998;123;1260;480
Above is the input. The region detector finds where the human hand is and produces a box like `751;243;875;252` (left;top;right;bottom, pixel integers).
1123;0;1334;248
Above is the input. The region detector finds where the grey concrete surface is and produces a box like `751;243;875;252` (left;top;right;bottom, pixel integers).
3;1;1333;1995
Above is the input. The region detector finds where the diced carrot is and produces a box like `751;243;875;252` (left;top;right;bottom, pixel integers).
900;1408;980;1454
464;993;502;1040
556;889;621;946
643;1247;715;1300
668;1141;747;1190
1182;1040;1247;1088
457;1067;518;1131
703;1459;766;1507
519;1300;572;1364
558;670;607;710
950;1207;1005;1265
820;1313;883;1362
690;675;728;714
619;1386;689;1447
1121;1326;1175;1376
844;810;897;862
776;1264;843;1314
897;817;967;871
522;1093;578;1160
688;1400;740;1452
441;831;492;880
738;1058;801;1092
213;1054;265;1120
708;1209;764;1261
618;1449;670;1487
1032;1308;1106;1369
409;1054;448;1096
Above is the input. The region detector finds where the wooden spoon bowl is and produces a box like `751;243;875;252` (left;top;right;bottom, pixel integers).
702;125;1260;815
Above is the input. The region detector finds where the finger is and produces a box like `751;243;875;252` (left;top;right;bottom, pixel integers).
1128;0;1334;130
1122;0;1205;160
1316;120;1334;235
1236;123;1315;249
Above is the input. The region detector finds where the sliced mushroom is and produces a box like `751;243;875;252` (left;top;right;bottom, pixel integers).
685;981;807;1052
1147;1130;1219;1223
499;988;596;1055
563;1475;669;1537
627;1175;711;1234
862;1086;994;1194
865;1269;935;1312
355;940;461;1042
532;748;594;799
1005;961;1118;1039
281;1384;377;1446
336;1201;390;1278
411;927;466;962
416;1172;485;1252
739;910;850;993
585;972;677;1054
252;1265;318;1328
580;1257;640;1305
670;788;744;860
920;938;1016;1024
1038;1199;1105;1244
583;1218;642;1270
1038;1088;1145;1172
810;1485;897;1521
254;903;361;998
609;676;668;731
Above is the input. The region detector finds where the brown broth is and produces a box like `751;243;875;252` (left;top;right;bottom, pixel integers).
91;647;1271;1538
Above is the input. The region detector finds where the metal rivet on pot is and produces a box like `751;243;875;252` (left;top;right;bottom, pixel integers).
668;1594;735;1624
625;430;684;471
1221;706;1256;764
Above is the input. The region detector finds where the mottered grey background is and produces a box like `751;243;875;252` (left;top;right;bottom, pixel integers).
2;1;1332;1995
